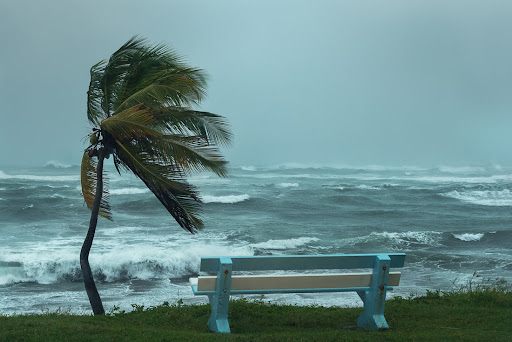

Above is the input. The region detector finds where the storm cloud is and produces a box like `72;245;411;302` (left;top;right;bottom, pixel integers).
1;0;512;167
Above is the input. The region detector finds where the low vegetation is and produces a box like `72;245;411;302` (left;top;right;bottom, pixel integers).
1;283;511;341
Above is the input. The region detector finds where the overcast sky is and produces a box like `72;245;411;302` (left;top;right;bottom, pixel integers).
1;0;512;168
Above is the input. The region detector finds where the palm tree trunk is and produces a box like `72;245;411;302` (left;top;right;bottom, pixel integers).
80;149;106;315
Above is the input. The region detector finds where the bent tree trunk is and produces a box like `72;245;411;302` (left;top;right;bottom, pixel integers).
80;150;106;315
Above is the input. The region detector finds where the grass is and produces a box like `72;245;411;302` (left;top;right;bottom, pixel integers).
1;288;511;341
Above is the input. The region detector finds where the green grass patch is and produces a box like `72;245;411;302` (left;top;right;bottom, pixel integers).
1;289;511;341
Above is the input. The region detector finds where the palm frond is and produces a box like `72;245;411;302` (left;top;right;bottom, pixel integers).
87;61;108;125
80;151;112;220
101;105;229;176
154;107;232;146
115;67;207;111
114;139;203;232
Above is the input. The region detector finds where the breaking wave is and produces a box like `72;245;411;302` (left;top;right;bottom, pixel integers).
250;237;320;250
0;243;253;285
443;189;512;206
202;194;250;204
452;233;484;242
352;231;444;248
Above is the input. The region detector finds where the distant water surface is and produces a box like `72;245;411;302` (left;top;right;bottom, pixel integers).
1;163;511;313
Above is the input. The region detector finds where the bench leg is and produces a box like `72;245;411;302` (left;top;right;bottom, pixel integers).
207;294;230;333
357;255;391;330
207;257;233;333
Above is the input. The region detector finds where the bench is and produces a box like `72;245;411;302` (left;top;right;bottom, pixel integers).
190;253;406;333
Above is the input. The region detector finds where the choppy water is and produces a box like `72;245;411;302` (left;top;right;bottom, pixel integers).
1;162;512;314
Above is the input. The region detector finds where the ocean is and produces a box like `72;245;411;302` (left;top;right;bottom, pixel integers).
1;162;511;314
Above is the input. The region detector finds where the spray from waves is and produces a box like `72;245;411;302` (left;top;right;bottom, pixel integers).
277;182;299;188
452;233;485;242
250;237;319;250
0;243;253;286
443;189;512;206
43;161;74;169
437;166;486;174
110;188;150;195
0;171;78;182
202;194;250;204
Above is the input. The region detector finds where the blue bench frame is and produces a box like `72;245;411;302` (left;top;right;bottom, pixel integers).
191;253;406;333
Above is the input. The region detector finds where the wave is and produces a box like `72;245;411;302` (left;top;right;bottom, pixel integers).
351;231;444;248
355;184;381;190
452;233;484;242
0;242;252;285
240;165;257;171
202;194;250;204
443;189;512;206
110;188;150;195
250;237;319;250
49;193;68;199
43;161;74;169
259;163;428;172
277;182;299;188
0;171;78;182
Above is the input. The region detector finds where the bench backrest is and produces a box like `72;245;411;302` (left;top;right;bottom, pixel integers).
200;253;406;274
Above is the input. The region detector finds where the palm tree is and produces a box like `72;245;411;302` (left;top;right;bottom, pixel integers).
80;37;231;315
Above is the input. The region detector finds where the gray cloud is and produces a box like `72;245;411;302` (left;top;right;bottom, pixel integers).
1;0;512;167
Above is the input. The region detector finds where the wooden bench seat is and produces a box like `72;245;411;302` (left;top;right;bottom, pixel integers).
191;271;401;293
190;253;406;333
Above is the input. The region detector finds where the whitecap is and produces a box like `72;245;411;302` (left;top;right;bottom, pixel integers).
110;188;150;195
250;237;320;250
356;184;381;190
443;189;512;206
452;233;484;242
202;194;250;204
44;161;74;169
277;182;299;188
240;166;256;171
359;231;443;247
0;170;78;182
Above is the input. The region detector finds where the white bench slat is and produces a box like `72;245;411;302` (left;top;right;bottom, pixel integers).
191;271;401;291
